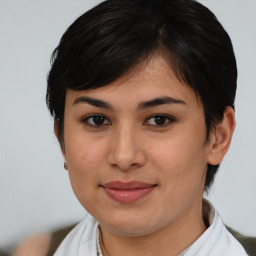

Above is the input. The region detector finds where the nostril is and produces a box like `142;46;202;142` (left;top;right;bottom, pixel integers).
111;163;119;168
111;162;138;168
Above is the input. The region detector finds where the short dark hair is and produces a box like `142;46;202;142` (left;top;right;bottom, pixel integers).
46;0;237;190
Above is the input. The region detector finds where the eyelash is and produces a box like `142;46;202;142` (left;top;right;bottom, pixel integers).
82;114;111;128
144;114;176;127
81;114;175;128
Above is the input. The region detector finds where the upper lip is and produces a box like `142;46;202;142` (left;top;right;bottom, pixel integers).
102;181;157;190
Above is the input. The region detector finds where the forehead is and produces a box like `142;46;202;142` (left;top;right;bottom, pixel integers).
65;56;200;109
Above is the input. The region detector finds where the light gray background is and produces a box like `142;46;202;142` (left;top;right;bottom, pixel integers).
0;0;255;251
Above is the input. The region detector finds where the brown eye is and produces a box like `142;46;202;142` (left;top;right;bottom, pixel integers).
146;115;175;126
83;115;110;127
154;116;167;125
92;116;105;125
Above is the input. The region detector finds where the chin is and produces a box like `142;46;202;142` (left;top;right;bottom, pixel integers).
99;214;162;237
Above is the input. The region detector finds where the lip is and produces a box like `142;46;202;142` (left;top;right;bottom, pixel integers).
101;181;157;204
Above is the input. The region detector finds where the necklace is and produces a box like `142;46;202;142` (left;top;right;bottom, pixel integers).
97;226;190;256
98;226;110;256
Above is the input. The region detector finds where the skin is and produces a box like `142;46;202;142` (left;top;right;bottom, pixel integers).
57;56;235;256
12;233;51;256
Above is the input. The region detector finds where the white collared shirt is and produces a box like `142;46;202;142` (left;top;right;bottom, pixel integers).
54;200;248;256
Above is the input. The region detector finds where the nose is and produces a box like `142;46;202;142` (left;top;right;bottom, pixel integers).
107;125;146;172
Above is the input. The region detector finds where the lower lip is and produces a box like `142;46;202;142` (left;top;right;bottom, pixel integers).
103;186;156;204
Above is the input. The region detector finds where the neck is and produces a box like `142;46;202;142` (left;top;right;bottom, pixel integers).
100;200;207;256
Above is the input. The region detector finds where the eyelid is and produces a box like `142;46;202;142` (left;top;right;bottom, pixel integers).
82;114;111;127
144;114;176;126
81;113;175;128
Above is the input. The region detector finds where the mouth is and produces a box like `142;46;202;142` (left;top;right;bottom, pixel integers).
100;181;157;204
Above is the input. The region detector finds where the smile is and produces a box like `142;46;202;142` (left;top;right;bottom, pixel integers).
101;181;157;204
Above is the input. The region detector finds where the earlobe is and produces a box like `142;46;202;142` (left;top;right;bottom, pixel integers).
207;107;236;165
54;119;67;161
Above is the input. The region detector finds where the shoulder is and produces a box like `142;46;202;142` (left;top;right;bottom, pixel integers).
226;226;256;256
187;200;249;255
12;233;51;256
54;214;98;256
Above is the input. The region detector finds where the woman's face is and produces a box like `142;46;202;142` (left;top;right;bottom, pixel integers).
61;56;214;237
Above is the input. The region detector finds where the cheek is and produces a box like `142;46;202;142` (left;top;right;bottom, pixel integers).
65;137;107;211
148;134;208;189
64;132;108;194
65;124;106;166
150;135;205;167
150;142;207;220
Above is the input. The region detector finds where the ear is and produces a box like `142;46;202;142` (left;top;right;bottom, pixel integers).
207;107;236;165
54;119;67;161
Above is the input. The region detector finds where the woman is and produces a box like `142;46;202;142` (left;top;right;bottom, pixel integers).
45;0;248;255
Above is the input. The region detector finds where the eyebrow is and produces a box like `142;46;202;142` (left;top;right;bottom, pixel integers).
73;96;112;109
138;96;186;110
72;96;186;110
